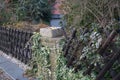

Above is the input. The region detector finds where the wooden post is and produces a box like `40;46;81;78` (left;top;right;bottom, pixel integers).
113;72;120;80
63;28;77;57
96;51;120;80
97;30;117;56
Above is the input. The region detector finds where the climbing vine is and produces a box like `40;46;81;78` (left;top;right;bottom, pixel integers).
30;33;51;80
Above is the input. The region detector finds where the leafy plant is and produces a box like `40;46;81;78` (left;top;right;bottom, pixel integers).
14;0;52;23
0;9;12;25
31;33;51;80
30;32;96;80
55;53;95;80
0;0;13;25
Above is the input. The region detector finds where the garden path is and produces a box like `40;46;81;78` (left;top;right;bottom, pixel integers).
0;51;28;80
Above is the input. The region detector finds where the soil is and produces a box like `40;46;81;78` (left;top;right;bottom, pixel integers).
4;21;49;32
0;68;13;80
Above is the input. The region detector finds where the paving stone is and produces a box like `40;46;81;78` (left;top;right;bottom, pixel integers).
0;56;8;63
0;55;28;80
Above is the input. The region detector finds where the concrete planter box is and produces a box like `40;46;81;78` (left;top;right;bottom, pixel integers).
40;27;63;38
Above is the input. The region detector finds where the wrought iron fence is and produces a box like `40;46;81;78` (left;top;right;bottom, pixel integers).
0;26;33;64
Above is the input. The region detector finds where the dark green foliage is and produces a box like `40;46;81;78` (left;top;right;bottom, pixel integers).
12;0;51;23
0;0;52;25
0;9;12;25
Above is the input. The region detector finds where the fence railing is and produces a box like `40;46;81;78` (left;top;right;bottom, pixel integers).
0;26;33;64
62;28;120;80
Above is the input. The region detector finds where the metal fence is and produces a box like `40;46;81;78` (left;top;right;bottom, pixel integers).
0;26;33;64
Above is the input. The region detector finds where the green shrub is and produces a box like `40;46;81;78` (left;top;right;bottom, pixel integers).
14;0;51;23
30;33;96;80
0;10;10;25
31;33;51;80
